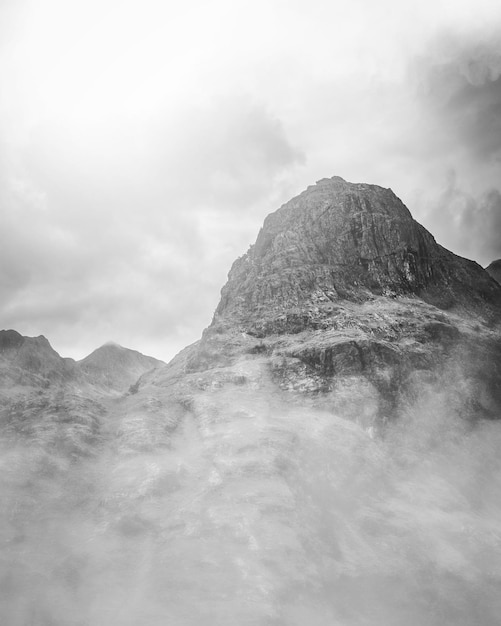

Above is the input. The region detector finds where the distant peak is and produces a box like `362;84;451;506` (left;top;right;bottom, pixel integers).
77;340;164;390
486;259;501;270
0;330;54;352
0;329;24;350
79;342;164;365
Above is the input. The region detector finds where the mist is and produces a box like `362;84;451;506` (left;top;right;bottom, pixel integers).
2;360;500;626
2;0;501;360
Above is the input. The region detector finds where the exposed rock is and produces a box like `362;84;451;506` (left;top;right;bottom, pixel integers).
214;177;500;336
0;333;165;454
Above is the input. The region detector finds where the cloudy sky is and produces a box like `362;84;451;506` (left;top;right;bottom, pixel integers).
1;0;501;361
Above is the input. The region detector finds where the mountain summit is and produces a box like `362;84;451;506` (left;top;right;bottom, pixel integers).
78;343;164;390
214;176;500;336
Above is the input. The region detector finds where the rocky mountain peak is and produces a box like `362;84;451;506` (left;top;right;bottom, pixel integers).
213;176;501;336
0;329;24;351
0;330;72;385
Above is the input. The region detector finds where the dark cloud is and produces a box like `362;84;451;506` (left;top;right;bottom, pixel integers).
412;35;501;162
421;171;501;266
396;31;501;266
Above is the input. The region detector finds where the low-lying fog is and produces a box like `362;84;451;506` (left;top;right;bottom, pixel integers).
1;374;501;625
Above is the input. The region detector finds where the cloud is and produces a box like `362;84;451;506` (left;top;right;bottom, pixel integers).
388;31;501;265
0;94;303;360
411;36;501;163
415;170;501;266
143;96;305;211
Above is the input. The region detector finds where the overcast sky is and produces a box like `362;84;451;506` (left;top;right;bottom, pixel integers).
1;0;501;361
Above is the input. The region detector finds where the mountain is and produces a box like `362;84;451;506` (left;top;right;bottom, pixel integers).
0;333;164;461
2;177;501;626
78;342;164;391
0;331;163;393
0;329;75;388
135;176;501;424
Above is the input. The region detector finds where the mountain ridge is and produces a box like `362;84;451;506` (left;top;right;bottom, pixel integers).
0;330;165;393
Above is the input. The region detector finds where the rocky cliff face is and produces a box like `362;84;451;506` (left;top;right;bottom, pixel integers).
153;177;501;425
214;177;500;335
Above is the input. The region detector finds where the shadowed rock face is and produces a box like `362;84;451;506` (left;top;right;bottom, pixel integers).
215;177;500;336
486;259;501;284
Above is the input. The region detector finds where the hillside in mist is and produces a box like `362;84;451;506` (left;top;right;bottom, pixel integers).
1;176;501;626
